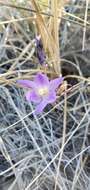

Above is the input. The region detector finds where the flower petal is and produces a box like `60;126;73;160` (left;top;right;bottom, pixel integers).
50;77;64;91
47;91;56;103
25;91;41;103
34;73;49;87
35;100;48;114
17;80;35;88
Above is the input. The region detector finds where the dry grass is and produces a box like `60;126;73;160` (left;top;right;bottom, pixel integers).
0;0;90;190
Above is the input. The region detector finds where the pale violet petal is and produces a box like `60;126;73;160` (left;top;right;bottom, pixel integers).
34;73;49;87
35;100;48;114
17;80;35;88
47;91;56;103
49;77;64;91
25;91;41;103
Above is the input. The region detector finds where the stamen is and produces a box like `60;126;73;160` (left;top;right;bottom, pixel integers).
38;87;48;96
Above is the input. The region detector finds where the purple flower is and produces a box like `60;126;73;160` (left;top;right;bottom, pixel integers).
17;73;64;114
35;36;46;65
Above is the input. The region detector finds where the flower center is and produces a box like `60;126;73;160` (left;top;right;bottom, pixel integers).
38;87;49;97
